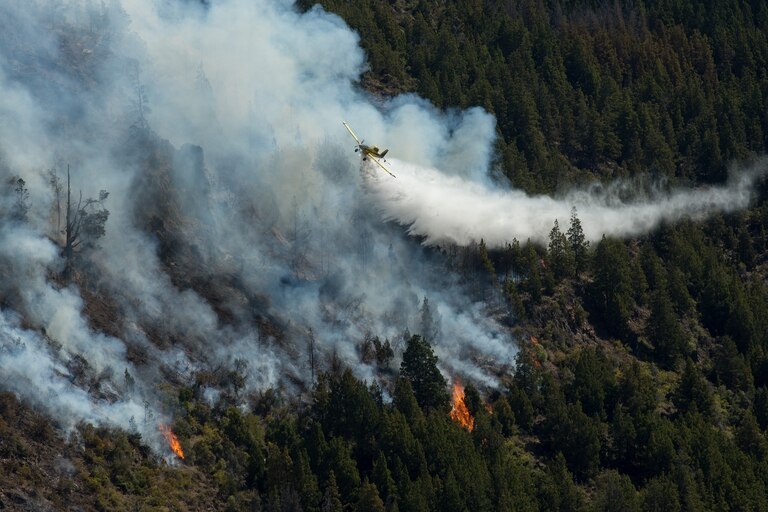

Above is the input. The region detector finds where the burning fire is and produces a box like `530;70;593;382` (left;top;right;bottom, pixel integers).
159;423;185;459
449;381;475;431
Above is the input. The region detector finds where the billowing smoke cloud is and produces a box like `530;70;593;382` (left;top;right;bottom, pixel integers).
0;0;512;444
1;0;762;446
364;159;767;247
0;223;170;451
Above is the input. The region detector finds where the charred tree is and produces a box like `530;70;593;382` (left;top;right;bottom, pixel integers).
48;168;63;233
60;165;109;277
10;176;30;222
308;328;317;386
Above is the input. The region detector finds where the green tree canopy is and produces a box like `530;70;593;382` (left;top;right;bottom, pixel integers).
399;335;449;411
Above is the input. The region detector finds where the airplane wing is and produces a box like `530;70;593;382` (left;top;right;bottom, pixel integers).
369;155;396;178
342;121;361;145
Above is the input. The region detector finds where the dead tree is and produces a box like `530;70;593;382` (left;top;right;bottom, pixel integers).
308;328;317;386
59;165;109;277
10;176;30;221
48;168;63;232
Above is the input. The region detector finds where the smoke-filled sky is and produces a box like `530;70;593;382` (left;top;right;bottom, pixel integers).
0;0;764;453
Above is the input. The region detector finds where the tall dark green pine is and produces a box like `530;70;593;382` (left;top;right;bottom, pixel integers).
438;470;465;512
590;236;634;341
392;377;426;433
322;471;343;512
371;452;397;510
673;359;715;416
356;480;385;512
590;471;640;512
641;475;681;512
399;335;449;411
754;386;768;430
326;437;361;501
524;243;543;304
545;452;583;512
646;289;688;369
568;347;616;419
293;448;321;511
567;207;589;275
548;219;574;280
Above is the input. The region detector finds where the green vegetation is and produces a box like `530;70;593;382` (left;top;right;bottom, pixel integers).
301;0;768;192
3;0;768;510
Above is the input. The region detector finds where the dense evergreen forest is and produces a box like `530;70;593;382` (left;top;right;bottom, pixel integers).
300;0;768;192
3;0;768;511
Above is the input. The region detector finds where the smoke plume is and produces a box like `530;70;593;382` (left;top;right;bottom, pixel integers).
364;158;767;247
0;0;763;449
0;0;512;446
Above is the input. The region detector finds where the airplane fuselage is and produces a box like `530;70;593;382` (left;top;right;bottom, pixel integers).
358;144;388;160
343;121;395;177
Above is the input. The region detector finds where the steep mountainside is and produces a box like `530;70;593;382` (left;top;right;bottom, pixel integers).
1;1;768;511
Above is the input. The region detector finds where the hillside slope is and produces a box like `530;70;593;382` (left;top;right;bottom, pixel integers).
1;1;768;511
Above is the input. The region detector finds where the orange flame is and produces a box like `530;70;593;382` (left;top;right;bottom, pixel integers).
449;381;475;431
159;423;185;459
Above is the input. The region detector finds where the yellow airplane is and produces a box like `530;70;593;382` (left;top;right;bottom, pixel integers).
342;121;396;178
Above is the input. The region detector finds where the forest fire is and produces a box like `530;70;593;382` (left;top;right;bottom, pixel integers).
159;423;185;460
449;381;475;431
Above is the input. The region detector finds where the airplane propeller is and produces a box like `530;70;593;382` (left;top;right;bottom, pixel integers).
342;120;396;177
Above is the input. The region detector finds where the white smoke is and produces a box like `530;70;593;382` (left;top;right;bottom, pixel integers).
0;0;516;441
0;223;170;450
364;158;767;247
0;0;762;445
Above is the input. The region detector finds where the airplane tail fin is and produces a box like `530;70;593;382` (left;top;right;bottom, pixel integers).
380;149;388;158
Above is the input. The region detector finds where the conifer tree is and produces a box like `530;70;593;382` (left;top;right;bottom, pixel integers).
10;176;30;221
322;472;343;512
591;236;634;340
399;335;448;411
356;480;385;512
567;207;589;275
371;452;397;509
646;289;687;368
548;219;574;280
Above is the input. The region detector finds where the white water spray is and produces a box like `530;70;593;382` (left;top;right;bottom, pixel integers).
364;158;766;247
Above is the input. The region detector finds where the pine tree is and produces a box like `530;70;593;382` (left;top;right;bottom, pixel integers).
371;452;397;509
356;480;385;512
567;207;589;275
399;335;448;411
326;438;361;503
524;242;543;304
10;176;30;221
322;472;343;512
641;475;681;512
591;471;640;512
590;236;634;340
646;289;688;368
548;219;574;280
673;360;715;416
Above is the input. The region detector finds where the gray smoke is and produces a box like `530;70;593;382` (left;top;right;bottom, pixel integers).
3;0;762;449
0;0;513;448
